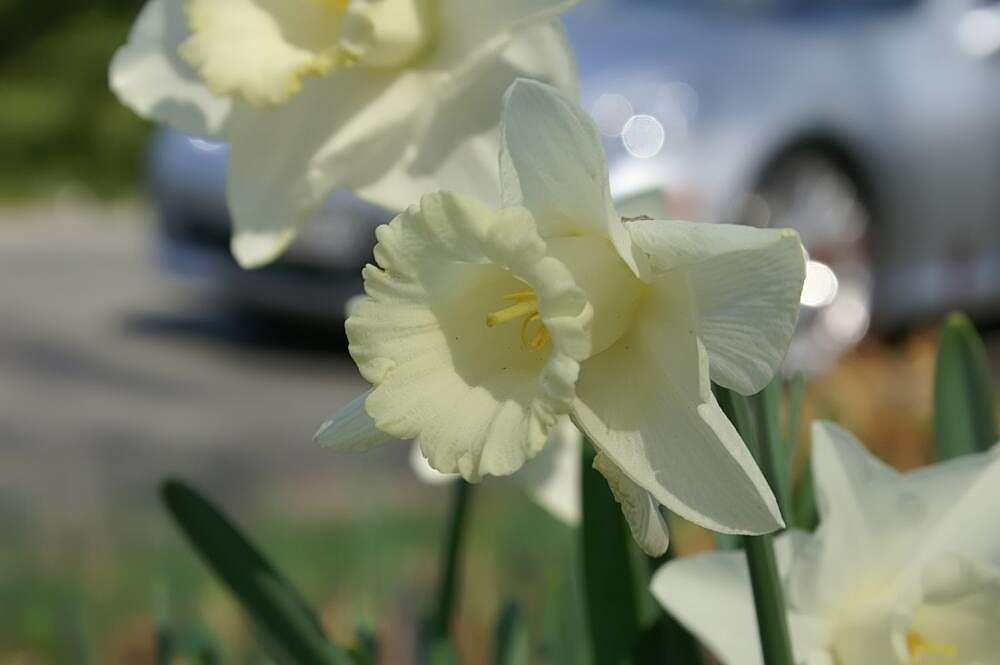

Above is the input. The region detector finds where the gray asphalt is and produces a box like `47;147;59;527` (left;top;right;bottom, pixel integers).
0;206;410;530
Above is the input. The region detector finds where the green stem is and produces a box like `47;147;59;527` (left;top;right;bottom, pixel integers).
716;386;796;665
429;480;473;642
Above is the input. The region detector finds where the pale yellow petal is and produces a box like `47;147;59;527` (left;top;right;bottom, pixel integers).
180;0;343;106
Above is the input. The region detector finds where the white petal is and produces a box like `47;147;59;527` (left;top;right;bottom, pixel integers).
628;220;805;395
223;12;580;268
572;275;783;535
439;0;580;62
789;422;906;611
593;452;669;556
109;0;231;137
500;79;646;277
651;531;830;665
348;192;591;481
652;549;763;665
903;442;1000;576
409;443;457;486
224;68;426;267
314;391;394;452
906;556;1000;663
352;20;578;212
515;416;582;525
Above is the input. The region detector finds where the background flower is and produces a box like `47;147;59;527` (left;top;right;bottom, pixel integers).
652;421;1000;665
109;0;579;267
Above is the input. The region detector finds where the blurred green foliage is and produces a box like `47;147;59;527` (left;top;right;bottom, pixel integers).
0;0;150;200
0;482;575;663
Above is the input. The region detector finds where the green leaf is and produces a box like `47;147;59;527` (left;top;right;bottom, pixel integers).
541;569;589;665
715;387;795;665
783;373;806;454
934;312;998;461
753;377;790;521
792;464;819;533
581;442;640;665
494;603;531;665
160;480;352;665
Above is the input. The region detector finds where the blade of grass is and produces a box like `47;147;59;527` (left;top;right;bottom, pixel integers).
161;480;351;665
716;386;795;665
934;312;998;460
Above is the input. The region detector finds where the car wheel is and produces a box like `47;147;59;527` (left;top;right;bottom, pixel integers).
742;153;874;373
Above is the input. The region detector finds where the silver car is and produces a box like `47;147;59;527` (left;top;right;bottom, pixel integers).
149;0;1000;369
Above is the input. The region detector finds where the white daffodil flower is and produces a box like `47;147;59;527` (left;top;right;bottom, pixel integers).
652;421;1000;665
316;79;805;556
410;416;581;526
109;0;579;268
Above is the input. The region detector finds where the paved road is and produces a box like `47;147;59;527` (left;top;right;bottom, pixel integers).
0;207;410;533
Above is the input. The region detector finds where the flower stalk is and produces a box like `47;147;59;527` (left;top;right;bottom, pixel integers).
716;387;795;665
428;480;473;645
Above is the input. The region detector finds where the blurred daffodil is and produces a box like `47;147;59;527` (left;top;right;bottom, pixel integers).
109;0;578;267
316;79;805;555
653;421;1000;665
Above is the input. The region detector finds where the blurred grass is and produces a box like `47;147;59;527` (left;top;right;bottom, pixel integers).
0;481;575;664
0;1;150;202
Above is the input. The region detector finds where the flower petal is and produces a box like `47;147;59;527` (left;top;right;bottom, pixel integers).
408;417;582;523
180;0;343;107
409;443;457;486
109;0;231;137
352;20;578;212
788;422;906;611
515;416;582;525
628;219;806;395
652;549;763;665
222;8;579;268
572;275;783;535
439;0;580;61
224;68;425;267
903;442;1000;576
500;79;646;277
314;390;394;452
348;192;590;481
651;531;830;665
593;451;669;556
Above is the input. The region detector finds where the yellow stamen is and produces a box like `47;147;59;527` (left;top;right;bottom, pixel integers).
907;631;957;659
486;299;538;328
485;291;550;351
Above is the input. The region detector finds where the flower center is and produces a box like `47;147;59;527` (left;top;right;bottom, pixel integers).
907;631;957;659
486;291;550;351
